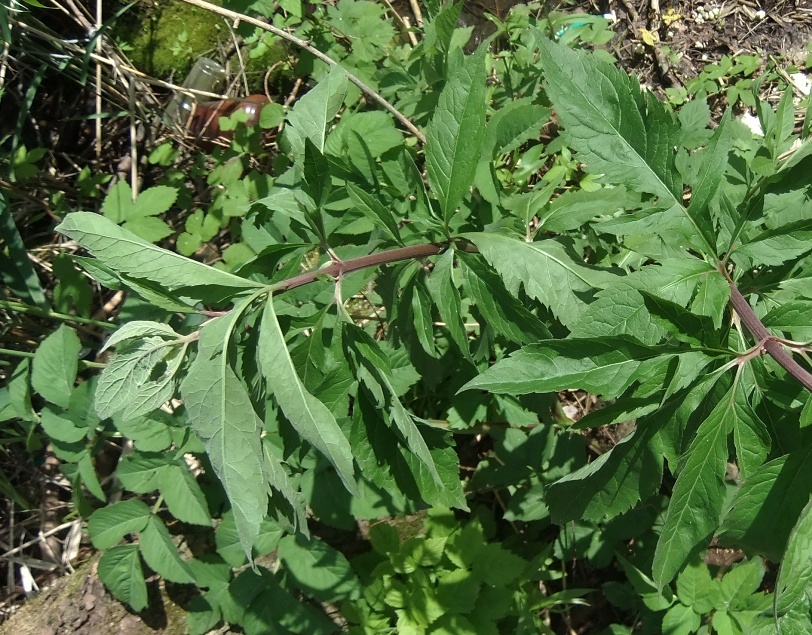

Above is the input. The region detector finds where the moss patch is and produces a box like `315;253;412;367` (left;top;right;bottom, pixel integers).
115;0;226;79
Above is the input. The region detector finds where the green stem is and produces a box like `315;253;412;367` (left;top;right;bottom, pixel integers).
0;348;34;359
1;300;116;330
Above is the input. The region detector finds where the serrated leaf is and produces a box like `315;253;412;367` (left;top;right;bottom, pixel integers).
116;452;168;493
426;46;487;221
653;384;736;588
180;315;268;561
734;220;812;266
762;301;812;341
277;534;361;603
718;447;812;561
286;64;348;155
463;232;616;328
640;291;719;347
346;182;403;245
482;99;552;157
458;252;550;345
263;439;308;533
123;216;173;243
88;499;152;549
539;186;627;233
537;37;681;207
31;325;81;408
731;387;770;481
426;250;470;356
77;451;106;501
159;462;212;526
40;406;88;443
569;286;663;345
101;321;179;353
677;560;716;614
102;182;177;222
547;424;663;523
690;271;730;329
57;212;263;294
258;296;358;495
775;497;812;615
243;570;336;635
461;336;671;398
139;515;194;584
303;137;331;211
98;545;148;611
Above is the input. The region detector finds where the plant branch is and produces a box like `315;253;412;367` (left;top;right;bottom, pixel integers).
177;0;426;143
274;241;478;293
725;273;812;393
0;300;117;330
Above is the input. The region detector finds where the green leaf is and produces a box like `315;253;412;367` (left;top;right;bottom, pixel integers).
286;64;348;155
762;301;812;341
426;46;487;221
346;182;403;245
640;291;719;347
98;545;148;611
677;560;716;614
303;137;331;211
88;499;152;549
537;37;682;209
138;515;194;584
731;388;770;481
426;250;470;356
684;110;732;247
122;216;173;243
0;192;48;309
277;534;361;603
775;497;812;615
539;186;627;233
463;232;616;328
56;212;263;294
547;425;663;523
259;102;285;128
718;447;812;561
482;99;551;158
243;570;336;635
31;325;82;408
40;406;88;443
102;181;177;223
345;325;443;488
159;462;212;526
461;336;671;398
259;296;358;495
78;451;106;501
116;452;167;493
569;286;663;345
662;602;701;635
734;220;812;266
8;359;37;422
458;252;550;345
180;314;268;561
653;384;736;588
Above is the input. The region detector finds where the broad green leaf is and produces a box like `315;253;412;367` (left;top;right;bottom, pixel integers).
662;602;701;635
775;497;812;615
57;212;263;293
731;387;770;481
402;275;437;358
346;182;403;245
88;499;151;549
426;46;487;221
77;451;106;501
459;252;551;345
653;385;737;588
180;315;268;560
215;512;284;567
243;570;336;635
286;64;348;155
258;296;358;495
690;270;730;329
8;359;37;422
569;286;663;345
159;462;212;526
138;515;194;584
464;232;616;328
263;439;308;533
676;560;716;614
762;301;812;341
31;325;81;409
461;336;671;398
40;406;88;443
426;250;470;357
718;447;812;561
98;545;148;612
115;452;167;493
277;534;361;603
734;220;812;266
640;291;719;347
481;99;551;157
95;337;178;419
539;186;627;233
547;425;663;523
123;216;173;243
102;181;177;223
717;557;764;609
113;413;173;452
100;320;179;353
537;38;682;208
302;137;331;211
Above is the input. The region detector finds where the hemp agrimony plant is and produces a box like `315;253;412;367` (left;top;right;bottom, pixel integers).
8;6;811;630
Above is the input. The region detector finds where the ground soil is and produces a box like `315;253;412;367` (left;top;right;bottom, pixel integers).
1;0;810;633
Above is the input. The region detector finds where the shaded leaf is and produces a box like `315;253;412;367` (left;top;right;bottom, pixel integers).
31;325;81;409
98;545;148;612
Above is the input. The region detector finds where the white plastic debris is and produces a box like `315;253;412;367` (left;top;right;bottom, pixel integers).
740;112;764;136
19;563;39;596
789;72;811;97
